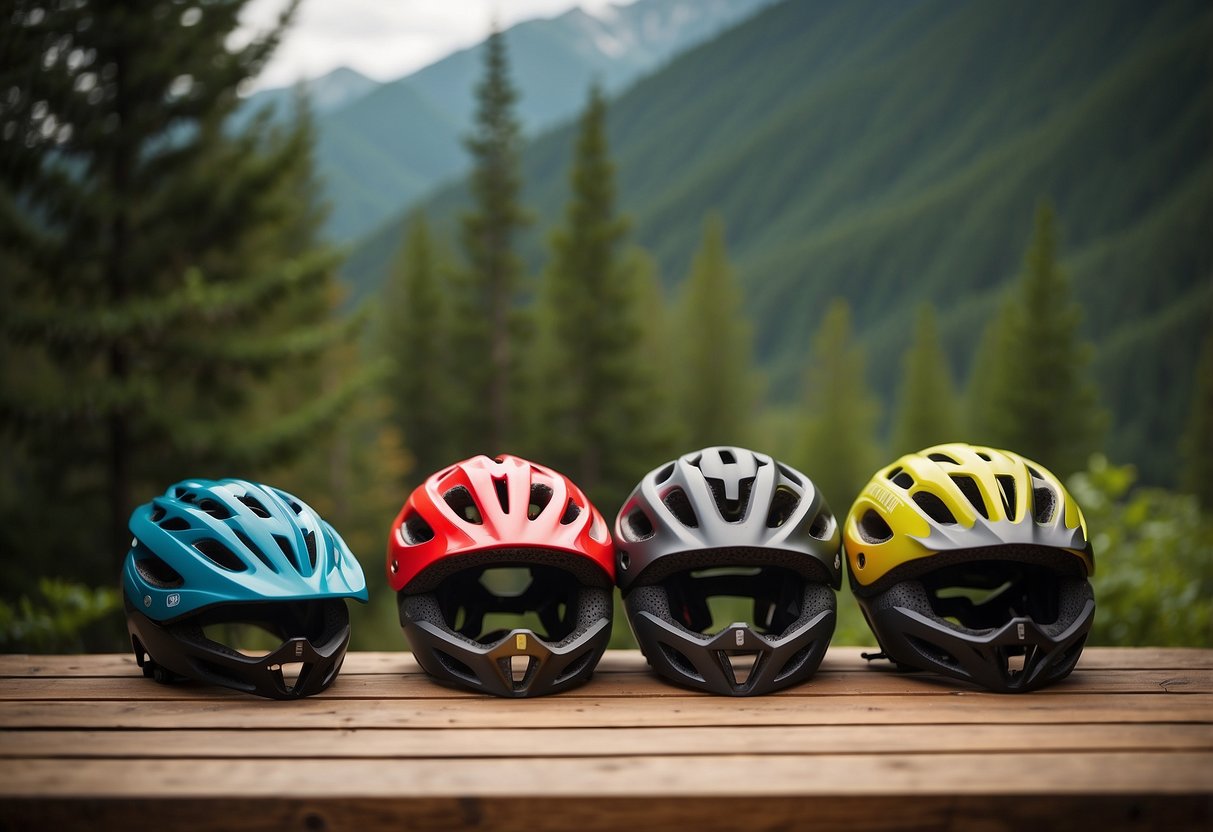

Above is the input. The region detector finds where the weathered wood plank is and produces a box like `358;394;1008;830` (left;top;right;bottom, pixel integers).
2;723;1209;760
2;647;1208;678
0;753;1209;798
1;794;1208;832
3;693;1210;730
1;667;1206;701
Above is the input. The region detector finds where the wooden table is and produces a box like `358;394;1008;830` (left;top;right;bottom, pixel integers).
0;648;1210;831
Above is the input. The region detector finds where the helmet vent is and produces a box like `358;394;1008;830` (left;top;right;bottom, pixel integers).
997;475;1018;521
857;509;893;543
559;499;581;525
150;505;166;523
765;487;800;528
443;487;483;524
807;510;834;540
527;484;553;519
554;650;595;684
654;463;676;484
198;499;231;520
493;478;510;514
723;651;760;686
658;642;704;682
706;476;754;522
1032;486;1057;524
401;513;435;545
776;463;802;486
159;516;190;532
977;451;993;461
236;530;278;572
912;491;957;525
303;530;318;570
193;539;247;572
950;475;989;520
134;553;185;589
434;648;479;684
662;488;699;528
624;509;656;542
928;452;958;464
889;468;915;489
237;495;271;518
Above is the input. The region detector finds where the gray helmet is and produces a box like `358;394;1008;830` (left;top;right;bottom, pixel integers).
614;446;841;695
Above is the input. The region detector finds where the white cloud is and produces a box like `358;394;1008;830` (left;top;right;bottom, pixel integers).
241;0;631;90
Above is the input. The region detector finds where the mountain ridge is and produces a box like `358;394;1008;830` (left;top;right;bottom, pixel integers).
342;0;1211;485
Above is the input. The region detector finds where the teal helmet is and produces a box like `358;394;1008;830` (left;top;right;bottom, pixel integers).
122;478;368;699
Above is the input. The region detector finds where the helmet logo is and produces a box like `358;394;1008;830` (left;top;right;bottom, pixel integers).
516;633;528;651
166;593;181;609
734;629;745;647
295;641;304;657
142;595;152;608
834;553;841;570
1017;623;1025;640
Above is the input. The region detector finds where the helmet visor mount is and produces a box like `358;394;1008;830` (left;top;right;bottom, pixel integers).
625;563;837;696
127;597;353;699
857;551;1095;692
399;560;612;697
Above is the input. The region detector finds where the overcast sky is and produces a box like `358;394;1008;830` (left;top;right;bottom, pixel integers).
241;0;630;90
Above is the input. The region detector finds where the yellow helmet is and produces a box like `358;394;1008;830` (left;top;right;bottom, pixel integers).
843;443;1095;692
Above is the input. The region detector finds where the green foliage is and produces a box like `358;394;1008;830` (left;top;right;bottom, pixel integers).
673;214;760;448
1179;328;1213;510
797;299;881;512
379;212;453;481
968;201;1107;476
890;304;958;457
0;0;365;595
531;86;676;511
451;28;531;454
0;580;123;653
1069;457;1213;647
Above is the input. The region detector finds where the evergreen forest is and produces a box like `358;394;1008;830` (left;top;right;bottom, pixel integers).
1;0;1209;651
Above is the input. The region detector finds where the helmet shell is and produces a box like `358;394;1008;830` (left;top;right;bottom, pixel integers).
614;446;841;592
123;478;368;619
844;442;1092;588
387;454;614;591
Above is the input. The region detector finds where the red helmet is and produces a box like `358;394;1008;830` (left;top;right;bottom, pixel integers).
388;455;615;697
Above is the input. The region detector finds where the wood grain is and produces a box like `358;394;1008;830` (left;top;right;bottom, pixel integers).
2;646;1209;677
1;667;1205;701
2;723;1210;759
0;648;1208;832
3;692;1210;729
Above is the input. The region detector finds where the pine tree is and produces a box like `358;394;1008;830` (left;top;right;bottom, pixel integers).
798;299;881;511
0;1;365;589
1179;326;1213;510
533;86;675;511
969;201;1106;475
890;304;959;456
674;214;759;449
452;27;529;456
379;211;451;481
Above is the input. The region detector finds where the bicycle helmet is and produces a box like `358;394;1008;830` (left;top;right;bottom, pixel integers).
844;443;1095;692
388;454;614;697
122;478;368;699
615;446;841;696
